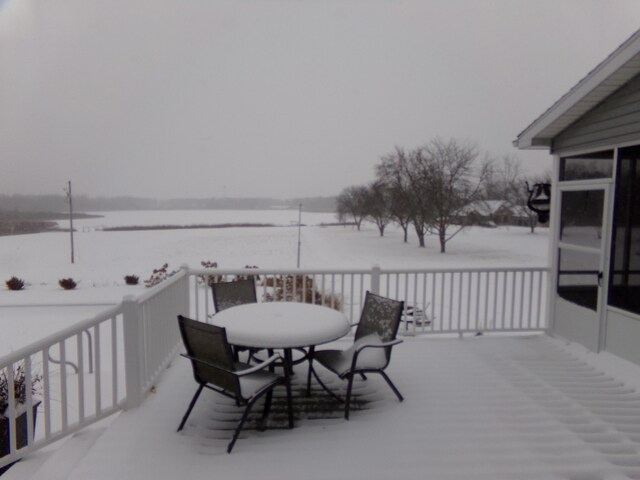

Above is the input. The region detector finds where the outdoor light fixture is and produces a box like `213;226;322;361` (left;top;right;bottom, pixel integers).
525;182;551;224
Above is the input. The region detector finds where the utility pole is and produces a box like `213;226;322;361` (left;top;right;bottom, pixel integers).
66;180;75;264
296;204;302;268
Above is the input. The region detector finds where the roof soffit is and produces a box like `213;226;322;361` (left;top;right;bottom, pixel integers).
515;29;640;150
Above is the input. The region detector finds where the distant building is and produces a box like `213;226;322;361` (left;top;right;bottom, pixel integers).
459;200;531;227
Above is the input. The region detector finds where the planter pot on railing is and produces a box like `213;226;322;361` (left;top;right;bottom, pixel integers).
0;402;40;475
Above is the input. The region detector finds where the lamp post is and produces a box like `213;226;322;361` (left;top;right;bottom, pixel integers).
525;182;551;224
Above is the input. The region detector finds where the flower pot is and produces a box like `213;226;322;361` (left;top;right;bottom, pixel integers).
0;402;40;475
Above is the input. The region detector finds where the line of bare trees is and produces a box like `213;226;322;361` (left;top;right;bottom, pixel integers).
336;137;550;253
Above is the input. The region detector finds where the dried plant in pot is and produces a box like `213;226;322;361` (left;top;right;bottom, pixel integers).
58;278;77;290
0;364;41;473
5;277;25;291
144;263;176;288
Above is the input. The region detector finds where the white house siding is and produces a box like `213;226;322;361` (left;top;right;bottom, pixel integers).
605;308;640;366
553;72;640;153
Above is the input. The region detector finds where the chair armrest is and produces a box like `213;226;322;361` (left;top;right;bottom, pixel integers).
180;353;231;374
234;354;282;377
181;352;282;377
354;338;403;354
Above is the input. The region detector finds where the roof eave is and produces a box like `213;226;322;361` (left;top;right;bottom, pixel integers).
515;28;640;152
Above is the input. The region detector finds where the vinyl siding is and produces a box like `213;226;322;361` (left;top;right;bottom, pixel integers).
553;72;640;153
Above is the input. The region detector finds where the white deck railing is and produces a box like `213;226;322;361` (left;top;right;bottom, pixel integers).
0;265;547;470
0;268;189;471
189;266;548;335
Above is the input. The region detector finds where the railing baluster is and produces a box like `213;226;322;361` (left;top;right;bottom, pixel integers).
60;341;68;430
463;272;469;331
77;333;85;422
111;317;118;407
95;324;102;414
430;273;436;331
439;273;445;330
331;274;336;309
536;271;543;329
25;356;35;446
492;271;498;330
448;272;454;332
473;271;480;331
519;271;525;329
43;351;51;437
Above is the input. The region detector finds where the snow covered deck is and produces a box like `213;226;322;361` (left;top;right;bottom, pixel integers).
8;334;640;480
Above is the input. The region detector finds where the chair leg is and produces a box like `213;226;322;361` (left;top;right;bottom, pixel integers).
228;400;256;454
285;378;294;429
379;371;404;401
344;373;355;420
177;385;204;432
259;390;273;431
306;347;315;396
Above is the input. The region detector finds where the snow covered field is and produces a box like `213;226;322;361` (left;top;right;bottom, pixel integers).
7;210;640;480
0;209;549;356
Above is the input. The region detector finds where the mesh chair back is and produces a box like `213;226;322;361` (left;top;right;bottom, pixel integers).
177;315;239;395
355;292;404;344
212;279;257;312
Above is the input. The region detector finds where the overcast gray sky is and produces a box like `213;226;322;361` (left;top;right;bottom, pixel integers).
1;0;639;200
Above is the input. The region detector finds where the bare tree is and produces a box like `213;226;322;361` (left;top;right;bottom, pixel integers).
377;147;432;247
376;147;414;243
485;155;522;205
336;185;368;230
364;181;391;236
417;138;491;253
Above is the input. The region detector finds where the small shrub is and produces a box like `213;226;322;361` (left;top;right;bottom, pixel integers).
263;274;342;311
235;265;260;282
144;263;176;288
0;363;41;417
58;278;77;290
124;275;139;285
197;261;225;287
5;276;25;291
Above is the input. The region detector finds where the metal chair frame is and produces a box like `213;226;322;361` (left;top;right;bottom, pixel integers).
177;315;293;453
307;291;404;419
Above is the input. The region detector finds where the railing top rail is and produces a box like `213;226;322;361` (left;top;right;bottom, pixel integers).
188;266;550;276
0;303;123;367
368;266;549;274
188;267;376;276
132;267;188;303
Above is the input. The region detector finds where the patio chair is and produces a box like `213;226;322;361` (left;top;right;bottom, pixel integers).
211;278;259;361
307;291;404;420
211;278;257;312
177;315;293;453
400;303;432;333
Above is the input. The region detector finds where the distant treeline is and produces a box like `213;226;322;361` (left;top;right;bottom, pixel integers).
0;194;336;214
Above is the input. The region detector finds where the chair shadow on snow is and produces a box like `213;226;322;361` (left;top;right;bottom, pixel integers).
180;366;376;452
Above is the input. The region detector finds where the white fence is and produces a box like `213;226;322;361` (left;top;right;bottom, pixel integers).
0;269;189;471
0;265;547;470
189;266;548;335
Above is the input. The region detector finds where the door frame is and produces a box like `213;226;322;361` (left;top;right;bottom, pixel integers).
552;178;614;352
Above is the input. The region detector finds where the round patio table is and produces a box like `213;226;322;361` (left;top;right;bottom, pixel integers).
211;302;350;352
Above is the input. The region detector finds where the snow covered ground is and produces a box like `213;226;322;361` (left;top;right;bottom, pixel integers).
5;210;640;480
9;335;640;480
0;209;548;355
